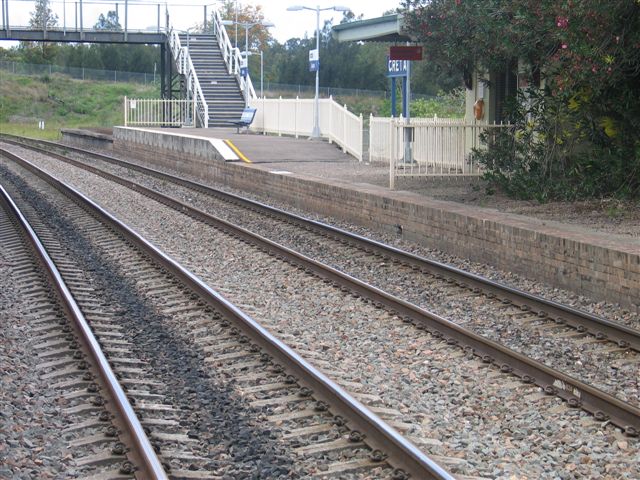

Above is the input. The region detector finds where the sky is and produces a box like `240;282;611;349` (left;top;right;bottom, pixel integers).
0;0;402;45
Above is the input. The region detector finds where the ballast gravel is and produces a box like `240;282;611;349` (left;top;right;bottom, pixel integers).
3;145;639;478
40;149;638;407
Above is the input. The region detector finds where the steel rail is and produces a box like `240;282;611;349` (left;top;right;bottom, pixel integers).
4;134;637;353
1;149;455;479
3;145;638;437
0;183;168;480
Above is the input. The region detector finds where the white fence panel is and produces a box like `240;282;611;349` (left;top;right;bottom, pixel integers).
378;116;510;188
124;97;193;127
249;97;363;161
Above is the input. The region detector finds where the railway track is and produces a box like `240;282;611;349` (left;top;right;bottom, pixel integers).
0;146;453;479
1;185;165;479
1;140;638;434
5;135;638;353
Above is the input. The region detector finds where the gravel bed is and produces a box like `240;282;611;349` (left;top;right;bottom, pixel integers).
53;141;638;324
1;164;304;479
4;144;639;478
36;147;639;406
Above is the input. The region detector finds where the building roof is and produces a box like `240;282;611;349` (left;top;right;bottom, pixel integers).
332;14;412;43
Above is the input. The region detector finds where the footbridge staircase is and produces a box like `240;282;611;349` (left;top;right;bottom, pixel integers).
168;12;256;128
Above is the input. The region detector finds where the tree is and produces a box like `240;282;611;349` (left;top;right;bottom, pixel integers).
24;0;59;62
95;11;122;31
215;1;273;51
29;0;58;30
403;0;640;200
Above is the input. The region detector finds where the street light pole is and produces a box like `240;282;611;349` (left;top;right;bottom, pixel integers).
245;26;249;107
221;19;274;107
313;6;320;138
287;5;350;139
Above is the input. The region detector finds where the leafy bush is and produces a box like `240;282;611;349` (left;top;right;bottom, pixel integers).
377;89;465;118
475;87;640;200
404;0;640;200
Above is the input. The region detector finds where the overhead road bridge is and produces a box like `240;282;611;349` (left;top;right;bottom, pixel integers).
331;14;411;43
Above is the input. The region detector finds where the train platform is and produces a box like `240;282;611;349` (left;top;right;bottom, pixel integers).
63;126;640;310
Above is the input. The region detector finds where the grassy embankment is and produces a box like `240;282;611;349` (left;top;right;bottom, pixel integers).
0;72;158;140
0;71;464;141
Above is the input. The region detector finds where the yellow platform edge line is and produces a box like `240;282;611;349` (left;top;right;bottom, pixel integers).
224;139;252;163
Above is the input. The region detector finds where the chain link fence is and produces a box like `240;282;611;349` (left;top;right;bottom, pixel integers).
0;61;158;85
261;82;435;101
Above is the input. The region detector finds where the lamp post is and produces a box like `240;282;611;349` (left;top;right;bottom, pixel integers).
287;4;350;139
221;19;274;107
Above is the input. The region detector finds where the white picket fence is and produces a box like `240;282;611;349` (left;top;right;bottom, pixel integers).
124;97;194;127
369;115;510;188
249;96;363;161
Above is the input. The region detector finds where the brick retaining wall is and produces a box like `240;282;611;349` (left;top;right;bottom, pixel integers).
107;127;640;310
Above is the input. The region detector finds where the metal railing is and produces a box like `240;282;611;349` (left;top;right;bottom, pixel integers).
0;0;166;37
168;28;208;128
249;96;363;161
376;116;510;188
211;9;256;103
123;97;193;127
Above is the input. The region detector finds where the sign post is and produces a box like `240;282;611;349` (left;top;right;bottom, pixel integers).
386;57;408;117
240;56;248;78
389;46;423;164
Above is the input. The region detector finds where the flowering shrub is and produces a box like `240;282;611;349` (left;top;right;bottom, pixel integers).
403;0;640;199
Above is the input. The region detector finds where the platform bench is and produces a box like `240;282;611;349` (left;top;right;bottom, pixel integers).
229;107;257;133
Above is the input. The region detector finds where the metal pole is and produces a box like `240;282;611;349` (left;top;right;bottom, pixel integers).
124;0;128;41
63;0;66;34
203;6;207;32
245;25;249;107
75;2;77;30
312;6;320;138
160;43;166;99
403;60;412;164
157;4;160;32
234;0;238;48
260;50;263;98
186;31;191;124
391;77;396;117
79;0;83;36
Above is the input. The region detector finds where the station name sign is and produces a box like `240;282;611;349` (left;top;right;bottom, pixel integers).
387;57;408;78
389;45;423;61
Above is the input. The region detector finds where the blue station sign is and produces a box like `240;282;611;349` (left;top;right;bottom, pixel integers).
309;49;319;72
387;57;408;78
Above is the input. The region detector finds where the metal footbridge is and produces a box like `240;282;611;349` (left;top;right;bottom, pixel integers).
0;0;256;128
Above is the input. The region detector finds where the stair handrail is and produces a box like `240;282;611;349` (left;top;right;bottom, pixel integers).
168;28;209;128
211;10;257;103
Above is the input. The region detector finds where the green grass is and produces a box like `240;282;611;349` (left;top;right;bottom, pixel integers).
0;72;158;140
265;89;465;119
